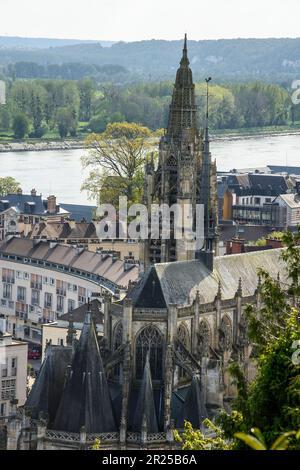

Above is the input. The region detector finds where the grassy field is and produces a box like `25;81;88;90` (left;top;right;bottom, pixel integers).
0;121;90;144
1;122;300;145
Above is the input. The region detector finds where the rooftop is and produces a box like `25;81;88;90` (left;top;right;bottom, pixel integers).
130;248;287;307
0;193;69;217
0;237;139;292
278;193;300;209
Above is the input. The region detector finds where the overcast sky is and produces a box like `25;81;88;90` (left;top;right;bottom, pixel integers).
1;0;300;41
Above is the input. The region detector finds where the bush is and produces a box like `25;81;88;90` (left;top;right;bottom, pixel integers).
12;113;30;139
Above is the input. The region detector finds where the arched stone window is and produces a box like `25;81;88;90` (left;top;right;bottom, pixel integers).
219;315;232;351
197;320;211;357
135;325;163;380
113;322;123;351
176;322;190;349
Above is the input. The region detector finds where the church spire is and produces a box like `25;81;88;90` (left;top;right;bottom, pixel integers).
166;34;197;138
180;33;189;67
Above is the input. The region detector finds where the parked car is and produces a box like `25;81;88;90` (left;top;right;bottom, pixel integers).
28;347;41;360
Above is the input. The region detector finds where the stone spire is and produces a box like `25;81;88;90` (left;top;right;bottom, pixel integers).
53;306;116;433
131;352;159;432
166;34;198;139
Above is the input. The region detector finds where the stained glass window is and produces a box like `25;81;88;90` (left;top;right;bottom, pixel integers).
135;325;163;380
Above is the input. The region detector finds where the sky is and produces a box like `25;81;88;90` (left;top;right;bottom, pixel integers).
1;0;300;42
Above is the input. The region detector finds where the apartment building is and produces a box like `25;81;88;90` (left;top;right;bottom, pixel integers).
0;318;27;418
0;238;139;344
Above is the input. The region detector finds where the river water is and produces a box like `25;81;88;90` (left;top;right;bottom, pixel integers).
0;133;299;204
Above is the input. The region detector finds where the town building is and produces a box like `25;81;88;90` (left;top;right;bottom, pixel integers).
0;190;70;241
0;318;27;419
28;219;139;260
219;172;293;225
0;237;139;344
274;182;300;227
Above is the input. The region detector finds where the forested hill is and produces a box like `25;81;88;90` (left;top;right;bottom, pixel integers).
1;37;300;82
0;36;114;49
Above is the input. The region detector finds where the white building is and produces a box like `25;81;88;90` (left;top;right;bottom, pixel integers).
0;318;27;418
275;187;300;227
0;238;139;344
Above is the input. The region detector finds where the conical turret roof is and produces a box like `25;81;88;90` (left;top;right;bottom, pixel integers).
53;309;117;433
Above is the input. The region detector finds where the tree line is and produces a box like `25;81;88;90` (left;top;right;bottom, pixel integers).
0;78;299;140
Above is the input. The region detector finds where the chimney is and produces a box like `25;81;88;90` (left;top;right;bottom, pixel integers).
17;188;22;195
31;188;37;197
47;195;57;214
228;237;245;255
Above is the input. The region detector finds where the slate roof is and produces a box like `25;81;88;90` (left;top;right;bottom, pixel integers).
268;165;300;176
225;173;289;196
59;204;96;223
278;193;300;209
25;344;73;424
131;249;287;307
131;353;159;433
0;237;139;290
182;374;208;428
53;310;117;433
0;193;69;217
219;224;283;243
29;221;98;240
59;299;103;325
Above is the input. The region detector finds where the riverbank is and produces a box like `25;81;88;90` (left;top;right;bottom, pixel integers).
0;139;86;153
212;125;300;140
1;126;300;152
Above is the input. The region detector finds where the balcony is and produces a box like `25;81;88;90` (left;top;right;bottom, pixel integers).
56;288;66;296
2;278;15;284
30;282;42;290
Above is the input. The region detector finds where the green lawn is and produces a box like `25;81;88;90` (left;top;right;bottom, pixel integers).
1;122;300;145
0;121;90;144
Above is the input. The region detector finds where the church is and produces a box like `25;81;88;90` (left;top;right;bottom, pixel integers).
5;37;287;450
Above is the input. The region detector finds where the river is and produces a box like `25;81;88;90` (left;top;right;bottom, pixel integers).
0;133;299;205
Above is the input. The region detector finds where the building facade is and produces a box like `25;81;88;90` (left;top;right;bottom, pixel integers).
0;238;139;344
0;190;70;241
0;318;27;419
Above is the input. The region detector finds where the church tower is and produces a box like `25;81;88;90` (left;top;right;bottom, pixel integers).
140;35;218;269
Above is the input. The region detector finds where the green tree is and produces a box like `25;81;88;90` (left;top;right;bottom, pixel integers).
78;78;95;121
218;228;300;449
0;107;10;131
12;112;29;139
82;122;153;204
174;420;233;450
0;176;21;196
56;107;77;138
